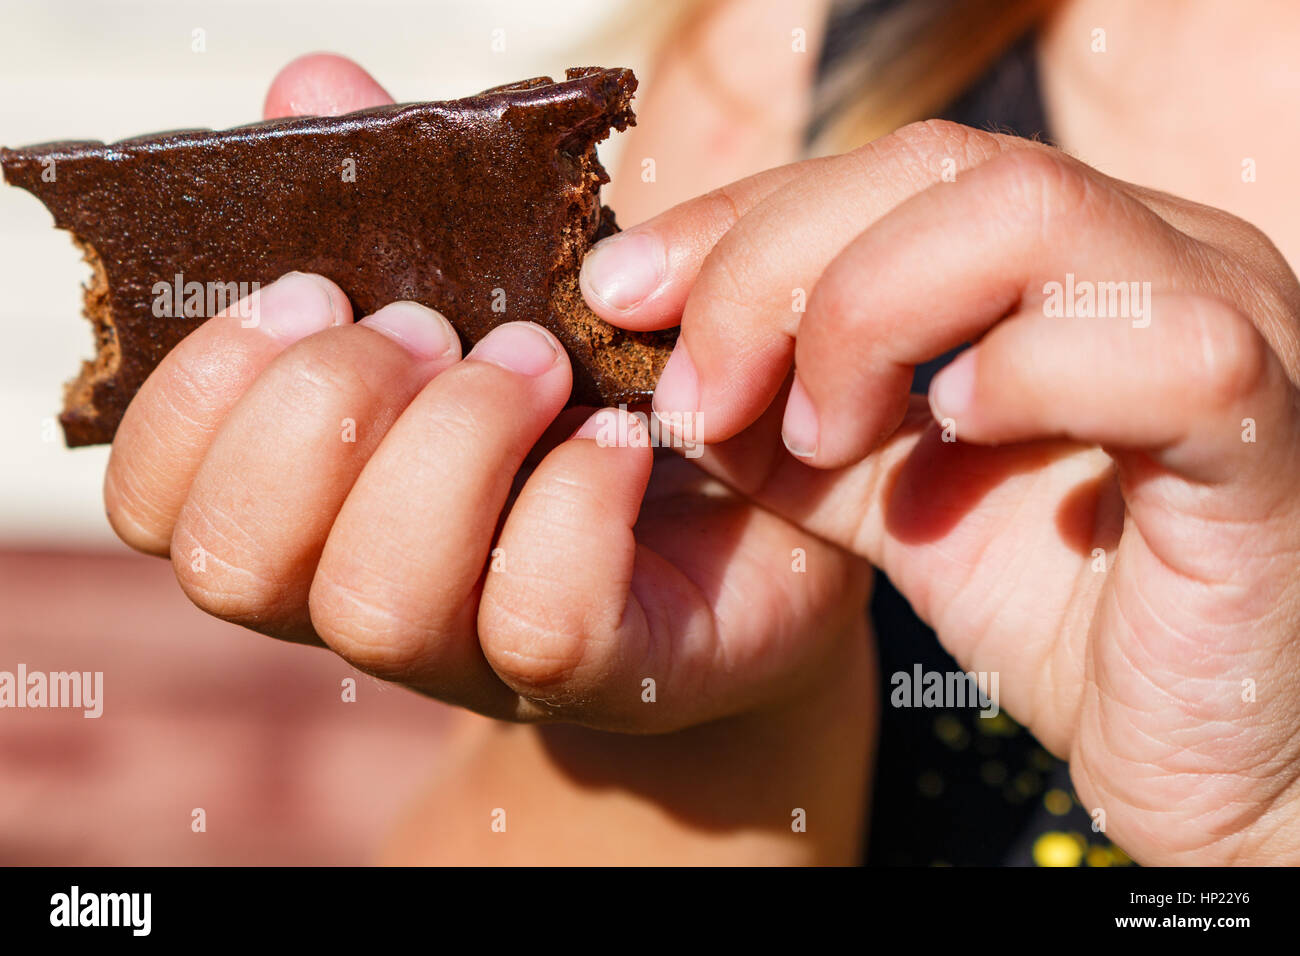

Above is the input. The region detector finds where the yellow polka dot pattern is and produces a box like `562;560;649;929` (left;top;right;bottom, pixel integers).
1033;832;1084;867
922;712;1136;866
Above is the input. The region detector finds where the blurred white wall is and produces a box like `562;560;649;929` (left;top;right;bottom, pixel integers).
0;0;656;545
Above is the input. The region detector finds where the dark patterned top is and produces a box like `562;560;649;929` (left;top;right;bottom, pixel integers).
810;0;1135;867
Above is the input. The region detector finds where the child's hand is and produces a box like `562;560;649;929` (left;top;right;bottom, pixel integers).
584;120;1300;863
101;55;870;734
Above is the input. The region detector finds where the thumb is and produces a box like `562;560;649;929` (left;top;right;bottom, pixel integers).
263;52;394;119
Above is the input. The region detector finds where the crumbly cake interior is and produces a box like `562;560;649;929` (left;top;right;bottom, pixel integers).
63;236;118;427
548;98;671;405
551;269;668;402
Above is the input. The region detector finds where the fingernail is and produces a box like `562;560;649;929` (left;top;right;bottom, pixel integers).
571;408;617;443
571;408;647;447
468;322;560;376
580;231;664;311
652;337;699;422
781;375;819;459
930;349;977;419
359;301;458;360
251;272;341;341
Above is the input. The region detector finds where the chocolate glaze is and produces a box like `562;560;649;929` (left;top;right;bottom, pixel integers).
0;66;675;446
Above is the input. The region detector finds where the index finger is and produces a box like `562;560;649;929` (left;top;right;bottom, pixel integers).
585;121;1032;445
579;159;815;330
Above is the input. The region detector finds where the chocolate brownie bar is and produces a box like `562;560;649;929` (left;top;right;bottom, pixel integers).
0;66;673;446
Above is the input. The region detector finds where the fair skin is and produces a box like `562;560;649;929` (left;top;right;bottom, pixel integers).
105;0;1300;863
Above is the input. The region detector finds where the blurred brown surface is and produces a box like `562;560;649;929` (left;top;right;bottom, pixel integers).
0;547;451;865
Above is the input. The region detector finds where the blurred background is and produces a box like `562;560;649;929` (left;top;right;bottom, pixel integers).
0;0;671;865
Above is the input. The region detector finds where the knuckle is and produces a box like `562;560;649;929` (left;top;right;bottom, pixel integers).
103;462;172;557
1200;207;1288;268
694;240;757;317
886;118;982;154
697;181;748;237
808;269;860;340
268;336;378;417
981;147;1097;237
102;359;247;558
864;119;1002;179
1180;298;1271;411
158;346;239;418
309;569;439;680
478;583;593;695
169;500;283;624
1207;219;1300;323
